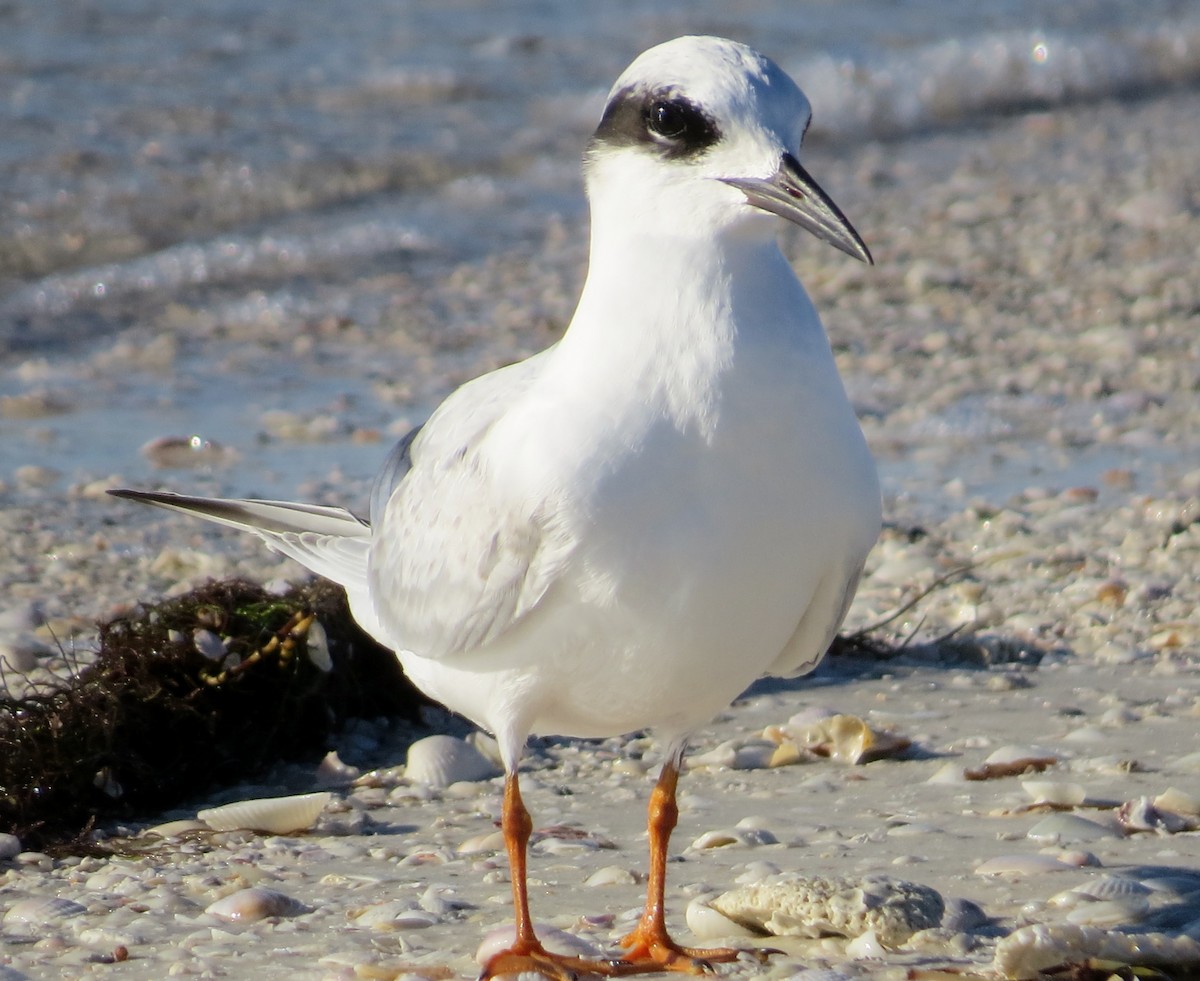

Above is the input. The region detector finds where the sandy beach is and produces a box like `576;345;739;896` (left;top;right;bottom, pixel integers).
1;37;1198;981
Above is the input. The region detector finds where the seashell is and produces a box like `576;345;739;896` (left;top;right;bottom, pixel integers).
314;750;360;787
585;865;639;887
198;791;331;834
404;735;501;788
419;885;470;915
305;618;332;671
142;819;208;838
994;924;1200;979
974;854;1073;876
1117;795;1196;834
684;897;762;941
735;861;782;885
205;886;307;922
1070;876;1153;902
1063;897;1149;927
690;830;741;850
141;434;237;469
730;741;785;770
926;763;967;784
710;874;943;946
475;923;600;965
3;896;86;930
845;929;886;959
986;745;1058;766
457;830;505;855
784;713;911;765
347;900;438;930
1052;849;1101;868
1026;813;1116;844
1021;780;1086;806
1155;786;1200;817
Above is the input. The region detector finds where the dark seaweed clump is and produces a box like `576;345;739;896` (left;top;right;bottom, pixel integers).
0;578;426;851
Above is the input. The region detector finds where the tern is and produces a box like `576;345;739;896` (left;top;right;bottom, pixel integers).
112;35;881;979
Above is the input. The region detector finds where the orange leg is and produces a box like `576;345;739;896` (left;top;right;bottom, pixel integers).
616;746;759;973
479;772;613;981
479;751;772;981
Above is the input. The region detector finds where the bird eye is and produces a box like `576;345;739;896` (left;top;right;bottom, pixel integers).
646;100;689;140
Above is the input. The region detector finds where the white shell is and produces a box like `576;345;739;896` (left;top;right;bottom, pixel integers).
1064;897;1149;926
347;900;438;930
1156;786;1200;816
1070;876;1153;901
684;897;761;940
198;791;331;834
205;886;307;922
404;735;501;788
985;745;1059;765
475;923;600;965
975;854;1072;875
1021;780;1086;806
994;924;1200;979
845;929;887;959
1026;813;1116;843
585;865;639;887
3;896;86;930
457;830;505;854
305;618;332;671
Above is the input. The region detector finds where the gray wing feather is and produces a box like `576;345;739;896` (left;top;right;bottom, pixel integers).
368;349;572;660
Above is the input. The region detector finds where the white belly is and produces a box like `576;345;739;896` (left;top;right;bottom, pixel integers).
397;356;880;745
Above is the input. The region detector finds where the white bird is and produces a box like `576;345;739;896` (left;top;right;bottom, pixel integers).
112;35;881;979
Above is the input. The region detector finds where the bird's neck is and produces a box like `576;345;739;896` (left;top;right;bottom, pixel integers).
551;220;812;437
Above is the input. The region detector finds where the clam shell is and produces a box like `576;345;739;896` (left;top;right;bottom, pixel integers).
3;896;86;930
1064;897;1149;926
205;886;307;922
404;735;501;788
1026;813;1116;844
585;865;639;887
685;897;761;940
198;791;331;834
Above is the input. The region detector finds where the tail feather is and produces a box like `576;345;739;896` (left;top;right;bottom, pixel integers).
109;489;384;642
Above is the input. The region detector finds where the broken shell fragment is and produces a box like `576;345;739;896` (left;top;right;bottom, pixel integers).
779;713;911;765
198;791;331;834
685;896;763;941
994;924;1200;979
710;874;943;946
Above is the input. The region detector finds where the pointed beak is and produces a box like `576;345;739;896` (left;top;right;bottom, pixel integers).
720;153;872;264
